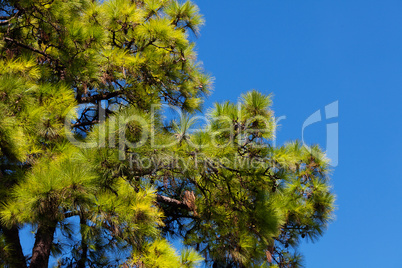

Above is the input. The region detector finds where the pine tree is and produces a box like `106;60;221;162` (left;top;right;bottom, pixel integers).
0;0;335;267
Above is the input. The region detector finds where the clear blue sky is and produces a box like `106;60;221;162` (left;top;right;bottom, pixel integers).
195;0;402;267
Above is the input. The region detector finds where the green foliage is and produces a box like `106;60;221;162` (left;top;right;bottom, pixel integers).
129;239;203;268
0;0;334;267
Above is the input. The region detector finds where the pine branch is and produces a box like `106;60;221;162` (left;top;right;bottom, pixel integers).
3;36;67;79
64;211;78;218
0;18;13;25
72;119;100;128
78;91;123;103
156;194;192;211
0;11;20;26
3;37;47;57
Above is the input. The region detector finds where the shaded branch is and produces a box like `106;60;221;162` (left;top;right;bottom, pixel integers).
72;119;100;128
0;18;13;26
0;224;27;268
78;91;123;103
3;37;47;57
0;11;20;26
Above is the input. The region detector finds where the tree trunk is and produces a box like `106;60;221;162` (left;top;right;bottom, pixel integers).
30;223;56;268
1;224;27;268
77;215;88;268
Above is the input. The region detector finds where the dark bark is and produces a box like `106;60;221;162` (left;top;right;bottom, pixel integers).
3;37;48;58
1;224;27;268
30;223;57;268
77;91;123;103
77;215;88;268
71;119;100;128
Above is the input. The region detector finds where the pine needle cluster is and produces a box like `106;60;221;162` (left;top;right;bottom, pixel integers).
0;1;335;267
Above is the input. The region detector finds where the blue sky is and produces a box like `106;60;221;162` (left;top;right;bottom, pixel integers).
195;0;402;267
